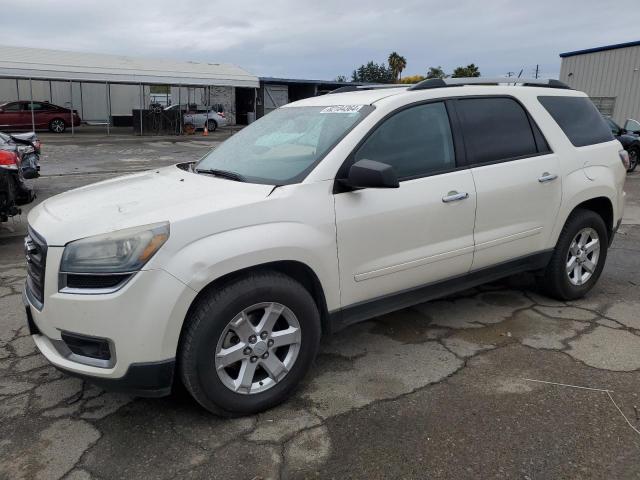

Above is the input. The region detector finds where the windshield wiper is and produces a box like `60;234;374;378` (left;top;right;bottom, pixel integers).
194;168;246;182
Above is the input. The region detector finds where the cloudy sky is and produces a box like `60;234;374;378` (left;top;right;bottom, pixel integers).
1;0;638;80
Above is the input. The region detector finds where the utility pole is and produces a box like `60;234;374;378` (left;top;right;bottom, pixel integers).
535;64;540;79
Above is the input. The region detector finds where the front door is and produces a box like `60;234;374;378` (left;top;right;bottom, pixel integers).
0;102;26;129
334;101;477;309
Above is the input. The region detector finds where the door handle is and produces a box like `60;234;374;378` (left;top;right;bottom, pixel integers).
538;172;558;183
442;191;469;203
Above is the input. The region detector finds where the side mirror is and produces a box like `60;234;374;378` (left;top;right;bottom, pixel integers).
343;159;399;189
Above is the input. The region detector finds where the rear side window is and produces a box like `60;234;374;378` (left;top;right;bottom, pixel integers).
456;97;538;164
538;96;614;147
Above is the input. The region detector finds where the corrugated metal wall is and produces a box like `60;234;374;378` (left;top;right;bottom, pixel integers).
560;45;640;124
0;78;150;122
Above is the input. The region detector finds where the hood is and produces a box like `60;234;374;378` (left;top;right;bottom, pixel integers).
28;165;274;245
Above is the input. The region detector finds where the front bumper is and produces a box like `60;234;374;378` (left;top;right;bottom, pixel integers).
56;359;175;397
24;246;197;396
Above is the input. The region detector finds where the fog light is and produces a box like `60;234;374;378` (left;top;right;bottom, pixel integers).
61;332;111;361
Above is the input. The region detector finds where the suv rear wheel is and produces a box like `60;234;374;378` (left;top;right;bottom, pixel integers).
539;209;608;300
206;119;217;132
179;271;321;416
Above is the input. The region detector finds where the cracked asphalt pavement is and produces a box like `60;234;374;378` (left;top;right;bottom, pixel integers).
1;137;639;479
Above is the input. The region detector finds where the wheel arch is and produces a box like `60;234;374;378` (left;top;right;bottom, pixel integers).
182;260;332;337
554;195;615;246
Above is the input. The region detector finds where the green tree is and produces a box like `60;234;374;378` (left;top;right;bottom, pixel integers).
388;52;407;82
451;63;481;78
351;61;394;83
426;66;447;79
399;74;425;84
335;75;348;82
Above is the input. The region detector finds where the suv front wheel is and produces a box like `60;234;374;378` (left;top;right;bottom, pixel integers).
540;209;608;300
179;271;321;416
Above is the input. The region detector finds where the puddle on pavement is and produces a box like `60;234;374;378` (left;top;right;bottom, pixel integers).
370;308;448;344
479;291;529;308
451;309;583;348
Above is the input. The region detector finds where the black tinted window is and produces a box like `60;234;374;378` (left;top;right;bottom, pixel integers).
538;96;614;147
2;103;22;111
457;97;538;164
604;117;620;135
354;102;455;179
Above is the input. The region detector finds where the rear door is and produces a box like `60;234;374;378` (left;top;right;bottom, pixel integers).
25;102;49;128
454;96;562;270
334;101;477;309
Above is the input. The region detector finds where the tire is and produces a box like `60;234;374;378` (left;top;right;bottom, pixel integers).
627;147;639;173
206;119;217;132
539;209;608;300
179;271;321;416
48;118;66;133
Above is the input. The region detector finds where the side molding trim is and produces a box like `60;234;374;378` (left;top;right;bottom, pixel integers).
329;250;553;331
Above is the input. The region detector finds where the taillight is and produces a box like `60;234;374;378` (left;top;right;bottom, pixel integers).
0;150;18;169
619;149;630;170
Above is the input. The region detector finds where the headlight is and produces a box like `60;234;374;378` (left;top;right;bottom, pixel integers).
60;222;169;273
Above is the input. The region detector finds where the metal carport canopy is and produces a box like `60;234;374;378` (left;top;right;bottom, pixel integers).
0;45;259;87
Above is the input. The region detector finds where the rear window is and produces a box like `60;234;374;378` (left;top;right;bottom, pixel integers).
538;96;614;147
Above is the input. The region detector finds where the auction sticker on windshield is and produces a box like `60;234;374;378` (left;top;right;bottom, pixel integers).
320;105;364;113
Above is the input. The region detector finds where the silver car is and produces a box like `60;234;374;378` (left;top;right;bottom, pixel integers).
164;104;228;131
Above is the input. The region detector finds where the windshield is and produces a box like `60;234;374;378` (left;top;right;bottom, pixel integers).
195;105;373;184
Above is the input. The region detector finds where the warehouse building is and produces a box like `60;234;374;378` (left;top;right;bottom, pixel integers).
560;40;640;124
0;45;259;131
257;77;359;118
0;45;355;133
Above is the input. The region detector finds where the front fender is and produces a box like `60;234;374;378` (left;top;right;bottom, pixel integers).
162;222;340;311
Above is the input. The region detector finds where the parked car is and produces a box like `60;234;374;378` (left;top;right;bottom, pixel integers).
24;78;626;416
623;118;640;135
0;132;39;222
0;131;41;178
0;101;81;133
604;116;639;172
164;104;228;131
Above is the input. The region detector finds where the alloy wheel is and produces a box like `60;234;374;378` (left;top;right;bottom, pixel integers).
214;302;301;395
566;227;600;286
51;120;65;133
629;149;638;171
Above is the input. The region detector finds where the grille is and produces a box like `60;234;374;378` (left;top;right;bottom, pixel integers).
25;227;47;308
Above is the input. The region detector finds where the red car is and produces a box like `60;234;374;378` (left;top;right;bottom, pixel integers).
0;101;81;133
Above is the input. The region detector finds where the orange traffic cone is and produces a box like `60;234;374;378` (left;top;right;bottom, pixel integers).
203;123;209;136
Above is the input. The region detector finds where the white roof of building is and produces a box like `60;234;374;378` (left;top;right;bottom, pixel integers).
0;45;259;88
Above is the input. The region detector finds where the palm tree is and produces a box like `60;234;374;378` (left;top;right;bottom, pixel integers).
388;52;407;82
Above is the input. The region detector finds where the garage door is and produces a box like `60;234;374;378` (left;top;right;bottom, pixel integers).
264;85;288;114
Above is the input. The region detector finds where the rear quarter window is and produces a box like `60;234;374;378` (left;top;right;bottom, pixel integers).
538;96;614;147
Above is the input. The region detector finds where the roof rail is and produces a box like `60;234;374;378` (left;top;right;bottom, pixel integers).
408;77;572;91
330;84;406;94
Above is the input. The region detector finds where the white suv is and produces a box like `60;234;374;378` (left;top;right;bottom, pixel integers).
24;78;626;416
